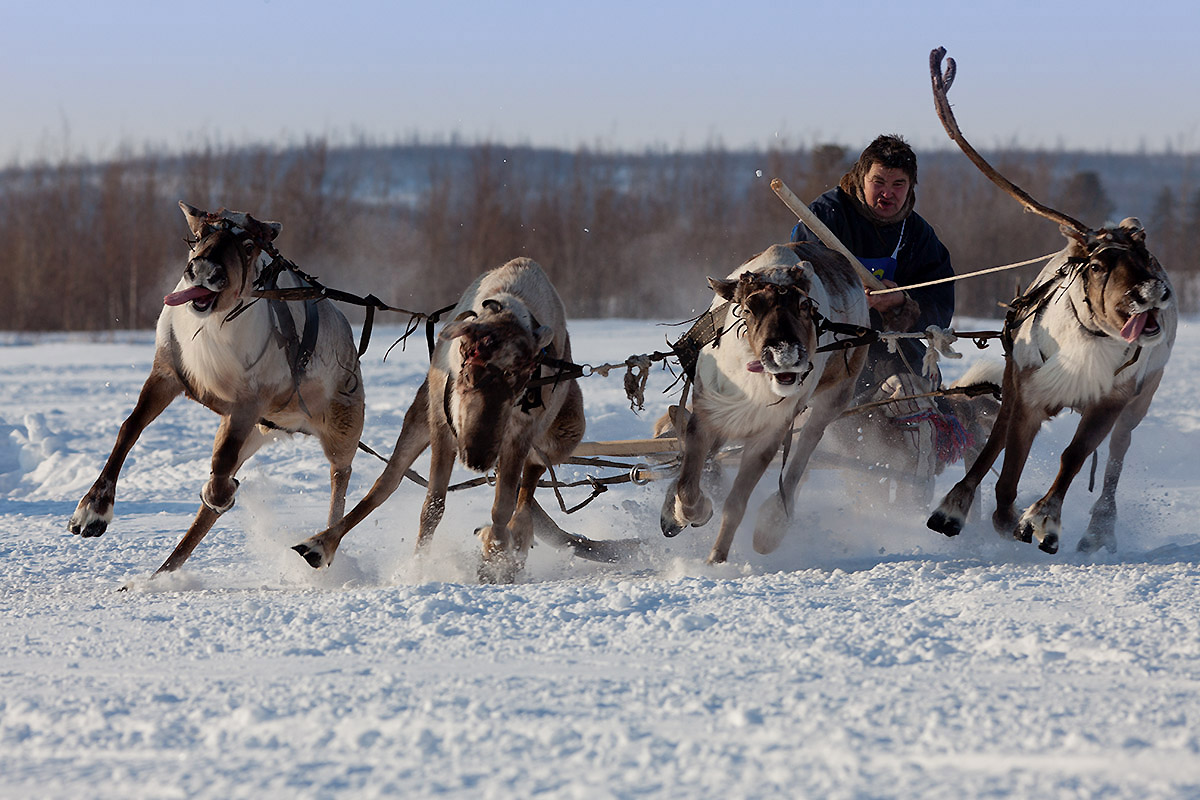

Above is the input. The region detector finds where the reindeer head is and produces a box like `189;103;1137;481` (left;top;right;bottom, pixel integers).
1060;218;1173;344
167;201;282;315
710;264;818;397
439;294;554;471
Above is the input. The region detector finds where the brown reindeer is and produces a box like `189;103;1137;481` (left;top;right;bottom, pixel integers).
661;242;869;564
68;203;365;573
292;258;585;583
925;48;1176;554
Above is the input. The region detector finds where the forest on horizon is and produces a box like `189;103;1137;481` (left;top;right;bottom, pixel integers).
2;137;1198;332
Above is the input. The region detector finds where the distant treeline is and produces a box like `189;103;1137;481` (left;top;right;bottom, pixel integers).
1;137;1198;331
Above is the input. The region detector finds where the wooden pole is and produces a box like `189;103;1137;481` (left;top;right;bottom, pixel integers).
770;178;886;291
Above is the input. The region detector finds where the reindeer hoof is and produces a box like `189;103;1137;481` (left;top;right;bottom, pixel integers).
1013;521;1034;543
926;510;962;537
72;518;110;538
478;555;520;584
752;493;790;554
291;543;326;569
69;501;113;538
991;507;1018;537
1076;532;1116;555
705;549;729;565
1037;532;1059;554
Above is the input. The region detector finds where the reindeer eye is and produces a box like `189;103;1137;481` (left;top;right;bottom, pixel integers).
743;294;767;315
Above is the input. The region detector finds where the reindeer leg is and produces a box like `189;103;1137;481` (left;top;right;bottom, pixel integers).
661;411;717;537
1080;371;1164;554
478;445;529;583
416;417;456;551
155;504;223;574
293;380;431;569
929;371;1015;537
753;392;847;556
507;462;544;565
155;412;266;573
69;365;182;539
1018;401;1125;555
993;403;1045;539
320;395;366;526
707;434;780;565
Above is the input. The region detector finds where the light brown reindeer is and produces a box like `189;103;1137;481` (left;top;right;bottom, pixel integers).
925;48;1176;554
68;203;365;574
661;242;869;564
292;258;585;583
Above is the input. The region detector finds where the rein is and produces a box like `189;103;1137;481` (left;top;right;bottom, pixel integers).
249;233;455;357
867;251;1059;296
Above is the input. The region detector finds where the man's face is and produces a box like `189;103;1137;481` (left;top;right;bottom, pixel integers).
862;163;911;222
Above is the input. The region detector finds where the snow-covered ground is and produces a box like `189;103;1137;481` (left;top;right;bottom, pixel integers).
3;317;1200;799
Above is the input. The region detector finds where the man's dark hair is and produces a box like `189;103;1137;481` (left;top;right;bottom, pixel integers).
857;134;918;185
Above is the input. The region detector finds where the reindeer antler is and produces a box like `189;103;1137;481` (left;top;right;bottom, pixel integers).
929;46;1089;235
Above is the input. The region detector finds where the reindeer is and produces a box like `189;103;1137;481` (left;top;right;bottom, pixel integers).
925;48;1176;554
660;242;869;564
68;203;365;573
292;258;585;583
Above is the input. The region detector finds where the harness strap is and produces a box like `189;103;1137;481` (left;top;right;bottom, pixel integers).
1002;263;1073;353
264;266;321;416
670;302;731;379
442;376;458;439
813;313;879;353
526;353;588;387
424;303;459;357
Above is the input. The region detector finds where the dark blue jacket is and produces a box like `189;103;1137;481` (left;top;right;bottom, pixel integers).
790;187;954;334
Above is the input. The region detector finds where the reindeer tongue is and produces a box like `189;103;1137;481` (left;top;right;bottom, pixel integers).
164;286;216;306
1120;312;1148;342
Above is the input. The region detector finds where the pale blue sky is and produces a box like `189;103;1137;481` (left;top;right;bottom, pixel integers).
4;0;1198;163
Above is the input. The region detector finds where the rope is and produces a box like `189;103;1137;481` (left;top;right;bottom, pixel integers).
868;251;1059;295
878;325;962;379
841;381;1001;418
892;408;974;464
587;351;678;411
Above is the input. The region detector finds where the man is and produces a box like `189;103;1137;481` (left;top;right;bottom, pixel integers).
791;134;954;393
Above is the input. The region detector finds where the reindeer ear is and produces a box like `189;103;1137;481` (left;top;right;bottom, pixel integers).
532;325;554;351
708;277;738;301
179;201;208;236
1119;217;1146;243
1061;224;1090;253
263;221;283;241
438;320;474;342
1061;224;1084;241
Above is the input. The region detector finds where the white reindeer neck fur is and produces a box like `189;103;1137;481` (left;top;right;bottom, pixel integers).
161;251;282;402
